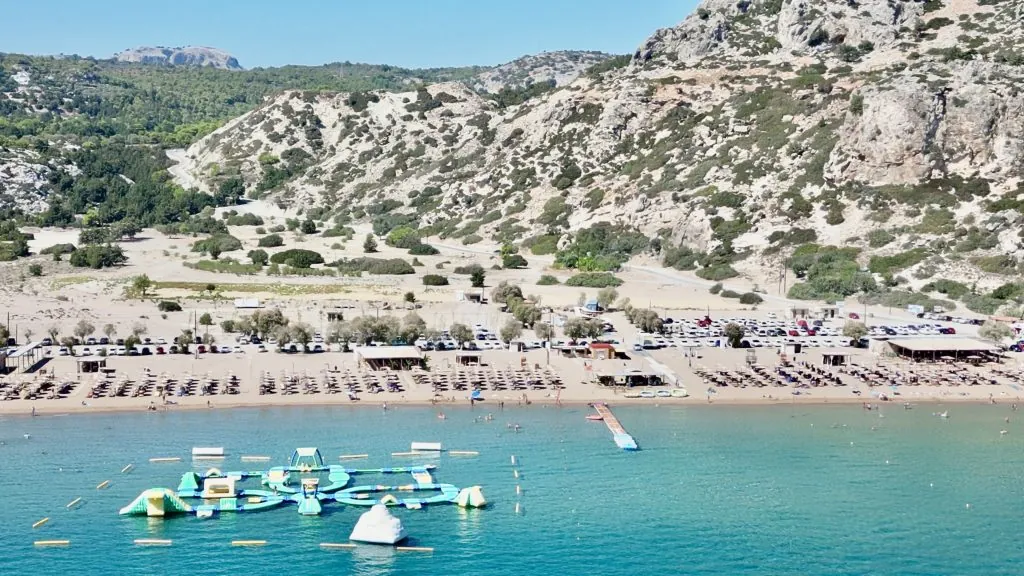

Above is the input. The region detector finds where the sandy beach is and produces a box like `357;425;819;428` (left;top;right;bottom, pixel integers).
3;342;1022;417
1;207;1016;418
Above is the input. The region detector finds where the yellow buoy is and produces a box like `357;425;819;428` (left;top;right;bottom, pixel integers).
320;542;357;549
65;498;82;509
396;546;434;552
32;517;50;529
134;539;172;546
232;540;267;546
96;480;110;490
34;540;69;547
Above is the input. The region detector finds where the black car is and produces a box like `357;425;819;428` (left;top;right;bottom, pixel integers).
116;338;125;346
41;338;53;347
99;337;109;345
250;336;262;345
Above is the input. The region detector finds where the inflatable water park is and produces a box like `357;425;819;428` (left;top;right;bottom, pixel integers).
119;447;486;519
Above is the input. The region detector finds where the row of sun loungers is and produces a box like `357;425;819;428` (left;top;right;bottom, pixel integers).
0;376;76;400
410;366;564;393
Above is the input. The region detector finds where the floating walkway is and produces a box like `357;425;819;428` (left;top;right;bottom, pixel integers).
591;403;638;451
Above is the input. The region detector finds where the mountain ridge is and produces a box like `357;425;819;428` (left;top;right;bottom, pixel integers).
169;0;1024;310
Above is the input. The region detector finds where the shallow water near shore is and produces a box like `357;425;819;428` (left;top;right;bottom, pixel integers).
2;403;1023;575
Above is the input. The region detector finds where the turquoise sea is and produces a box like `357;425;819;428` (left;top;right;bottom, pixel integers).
2;403;1023;575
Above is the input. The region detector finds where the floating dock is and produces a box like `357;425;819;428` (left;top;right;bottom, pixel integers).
591;403;638;451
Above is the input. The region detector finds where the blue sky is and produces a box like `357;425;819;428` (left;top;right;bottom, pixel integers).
1;0;698;68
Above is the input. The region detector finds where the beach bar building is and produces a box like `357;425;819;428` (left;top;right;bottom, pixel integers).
596;369;663;387
881;337;1000;362
353;346;424;371
75;356;108;373
455;351;483;366
588;342;616;360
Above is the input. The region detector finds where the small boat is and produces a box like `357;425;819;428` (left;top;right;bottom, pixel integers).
639;391;656;399
623;392;641;399
670;388;689;398
656;390;671;398
586;415;603;421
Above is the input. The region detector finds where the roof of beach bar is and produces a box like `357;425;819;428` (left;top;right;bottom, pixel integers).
7;342;41;358
886;337;998;353
353;346;424;360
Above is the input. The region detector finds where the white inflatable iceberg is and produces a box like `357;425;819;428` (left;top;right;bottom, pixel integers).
349;504;408;545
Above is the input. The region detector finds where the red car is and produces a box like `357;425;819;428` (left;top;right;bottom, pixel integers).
804;329;817;336
197;344;207;354
788;329;800;337
848;312;860;320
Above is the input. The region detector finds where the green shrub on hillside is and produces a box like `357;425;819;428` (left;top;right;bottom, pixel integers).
408;243;440;255
269;249;324;268
868;249;929;276
258;233;285;248
192;234;242;255
334;257;415;275
564;272;623;288
696;264;739;281
555;223;648;272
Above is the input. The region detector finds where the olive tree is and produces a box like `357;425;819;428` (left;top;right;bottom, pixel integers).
723;323;745;348
450;323;473;347
842;321;868;341
979;321;1013;344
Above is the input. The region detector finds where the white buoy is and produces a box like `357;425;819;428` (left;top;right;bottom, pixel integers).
514;502;521;515
510;455;517;465
966;503;971;509
885;460;890;465
515;485;522;496
930;483;934;487
513;469;519;479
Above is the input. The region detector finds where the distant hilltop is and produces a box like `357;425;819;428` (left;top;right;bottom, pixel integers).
113;46;242;70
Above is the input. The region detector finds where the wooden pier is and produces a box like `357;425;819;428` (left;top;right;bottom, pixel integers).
591;403;638;450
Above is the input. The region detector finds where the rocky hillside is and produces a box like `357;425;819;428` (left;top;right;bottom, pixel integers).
113;46;243;69
174;0;1024;304
469;51;614;92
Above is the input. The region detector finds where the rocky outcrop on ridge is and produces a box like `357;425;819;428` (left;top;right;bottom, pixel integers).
469;51;614;92
113;46;242;70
